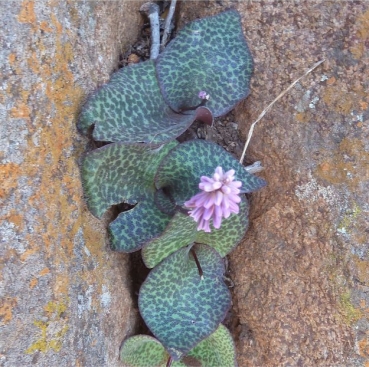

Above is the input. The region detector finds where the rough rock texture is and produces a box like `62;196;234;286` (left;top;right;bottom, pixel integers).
179;1;369;366
0;1;144;366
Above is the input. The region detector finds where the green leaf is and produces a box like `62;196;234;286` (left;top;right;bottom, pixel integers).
156;10;253;117
155;139;266;206
109;195;172;253
154;188;177;215
78;60;212;144
81;141;177;218
187;324;236;367
142;198;249;268
139;244;231;361
119;325;235;367
141;212;197;268
196;198;249;257
119;335;168;367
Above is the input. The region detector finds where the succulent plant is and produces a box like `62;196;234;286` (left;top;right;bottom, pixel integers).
81;139;265;264
79;9;265;366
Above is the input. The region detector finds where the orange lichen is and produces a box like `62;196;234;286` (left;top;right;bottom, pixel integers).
0;163;21;199
30;278;38;289
39;21;53;33
350;10;369;59
17;0;36;24
322;84;363;115
353;256;369;285
54;274;70;297
0;298;17;325
39;268;50;276
295;112;309;123
326;76;336;85
10;1;85;300
0;210;23;229
359;337;369;358
10;102;31;119
359;101;368;110
8;53;16;64
316;138;369;188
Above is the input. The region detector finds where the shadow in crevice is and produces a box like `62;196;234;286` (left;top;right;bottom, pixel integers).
127;251;151;335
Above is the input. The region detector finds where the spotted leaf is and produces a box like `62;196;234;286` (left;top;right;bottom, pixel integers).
139;244;231;360
78;60;212;144
142;197;249;268
119;324;235;367
81;141;177;218
156;10;253;117
109;195;172;253
155;139;266;207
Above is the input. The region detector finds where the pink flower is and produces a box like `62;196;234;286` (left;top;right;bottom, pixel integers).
198;91;210;100
184;167;242;232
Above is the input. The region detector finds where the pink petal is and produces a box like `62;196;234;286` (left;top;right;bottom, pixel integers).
228;193;241;203
212;182;222;190
203;206;214;221
200;176;213;183
214;190;223;206
213;206;223;229
201;183;215;192
203;220;211;233
214;166;223;178
221;185;231;195
222;202;231;218
228;200;239;213
233;180;242;188
225;169;235;177
193;192;209;207
190;207;203;222
203;193;216;209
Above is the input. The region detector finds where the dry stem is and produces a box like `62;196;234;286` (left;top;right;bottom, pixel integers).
239;59;325;164
161;0;177;51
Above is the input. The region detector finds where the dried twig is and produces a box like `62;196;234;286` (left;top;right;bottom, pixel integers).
239;59;325;164
140;2;160;60
161;0;177;51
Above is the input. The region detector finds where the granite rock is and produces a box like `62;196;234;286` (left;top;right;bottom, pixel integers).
178;1;369;366
0;1;144;366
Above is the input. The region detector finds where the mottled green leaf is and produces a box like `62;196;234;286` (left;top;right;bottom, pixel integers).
120;325;235;367
81;141;177;218
119;335;168;367
187;324;236;367
141;212;197;268
142;198;249;268
109;195;171;253
154;188;177;215
196;198;249;257
139;244;231;360
156;10;253;117
78;60;212;144
155;140;266;206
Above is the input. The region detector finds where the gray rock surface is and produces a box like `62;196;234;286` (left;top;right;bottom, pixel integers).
0;1;144;366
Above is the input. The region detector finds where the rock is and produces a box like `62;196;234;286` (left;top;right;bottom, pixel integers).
179;1;369;366
1;1;144;366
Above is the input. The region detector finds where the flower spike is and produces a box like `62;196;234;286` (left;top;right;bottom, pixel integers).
184;167;242;232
